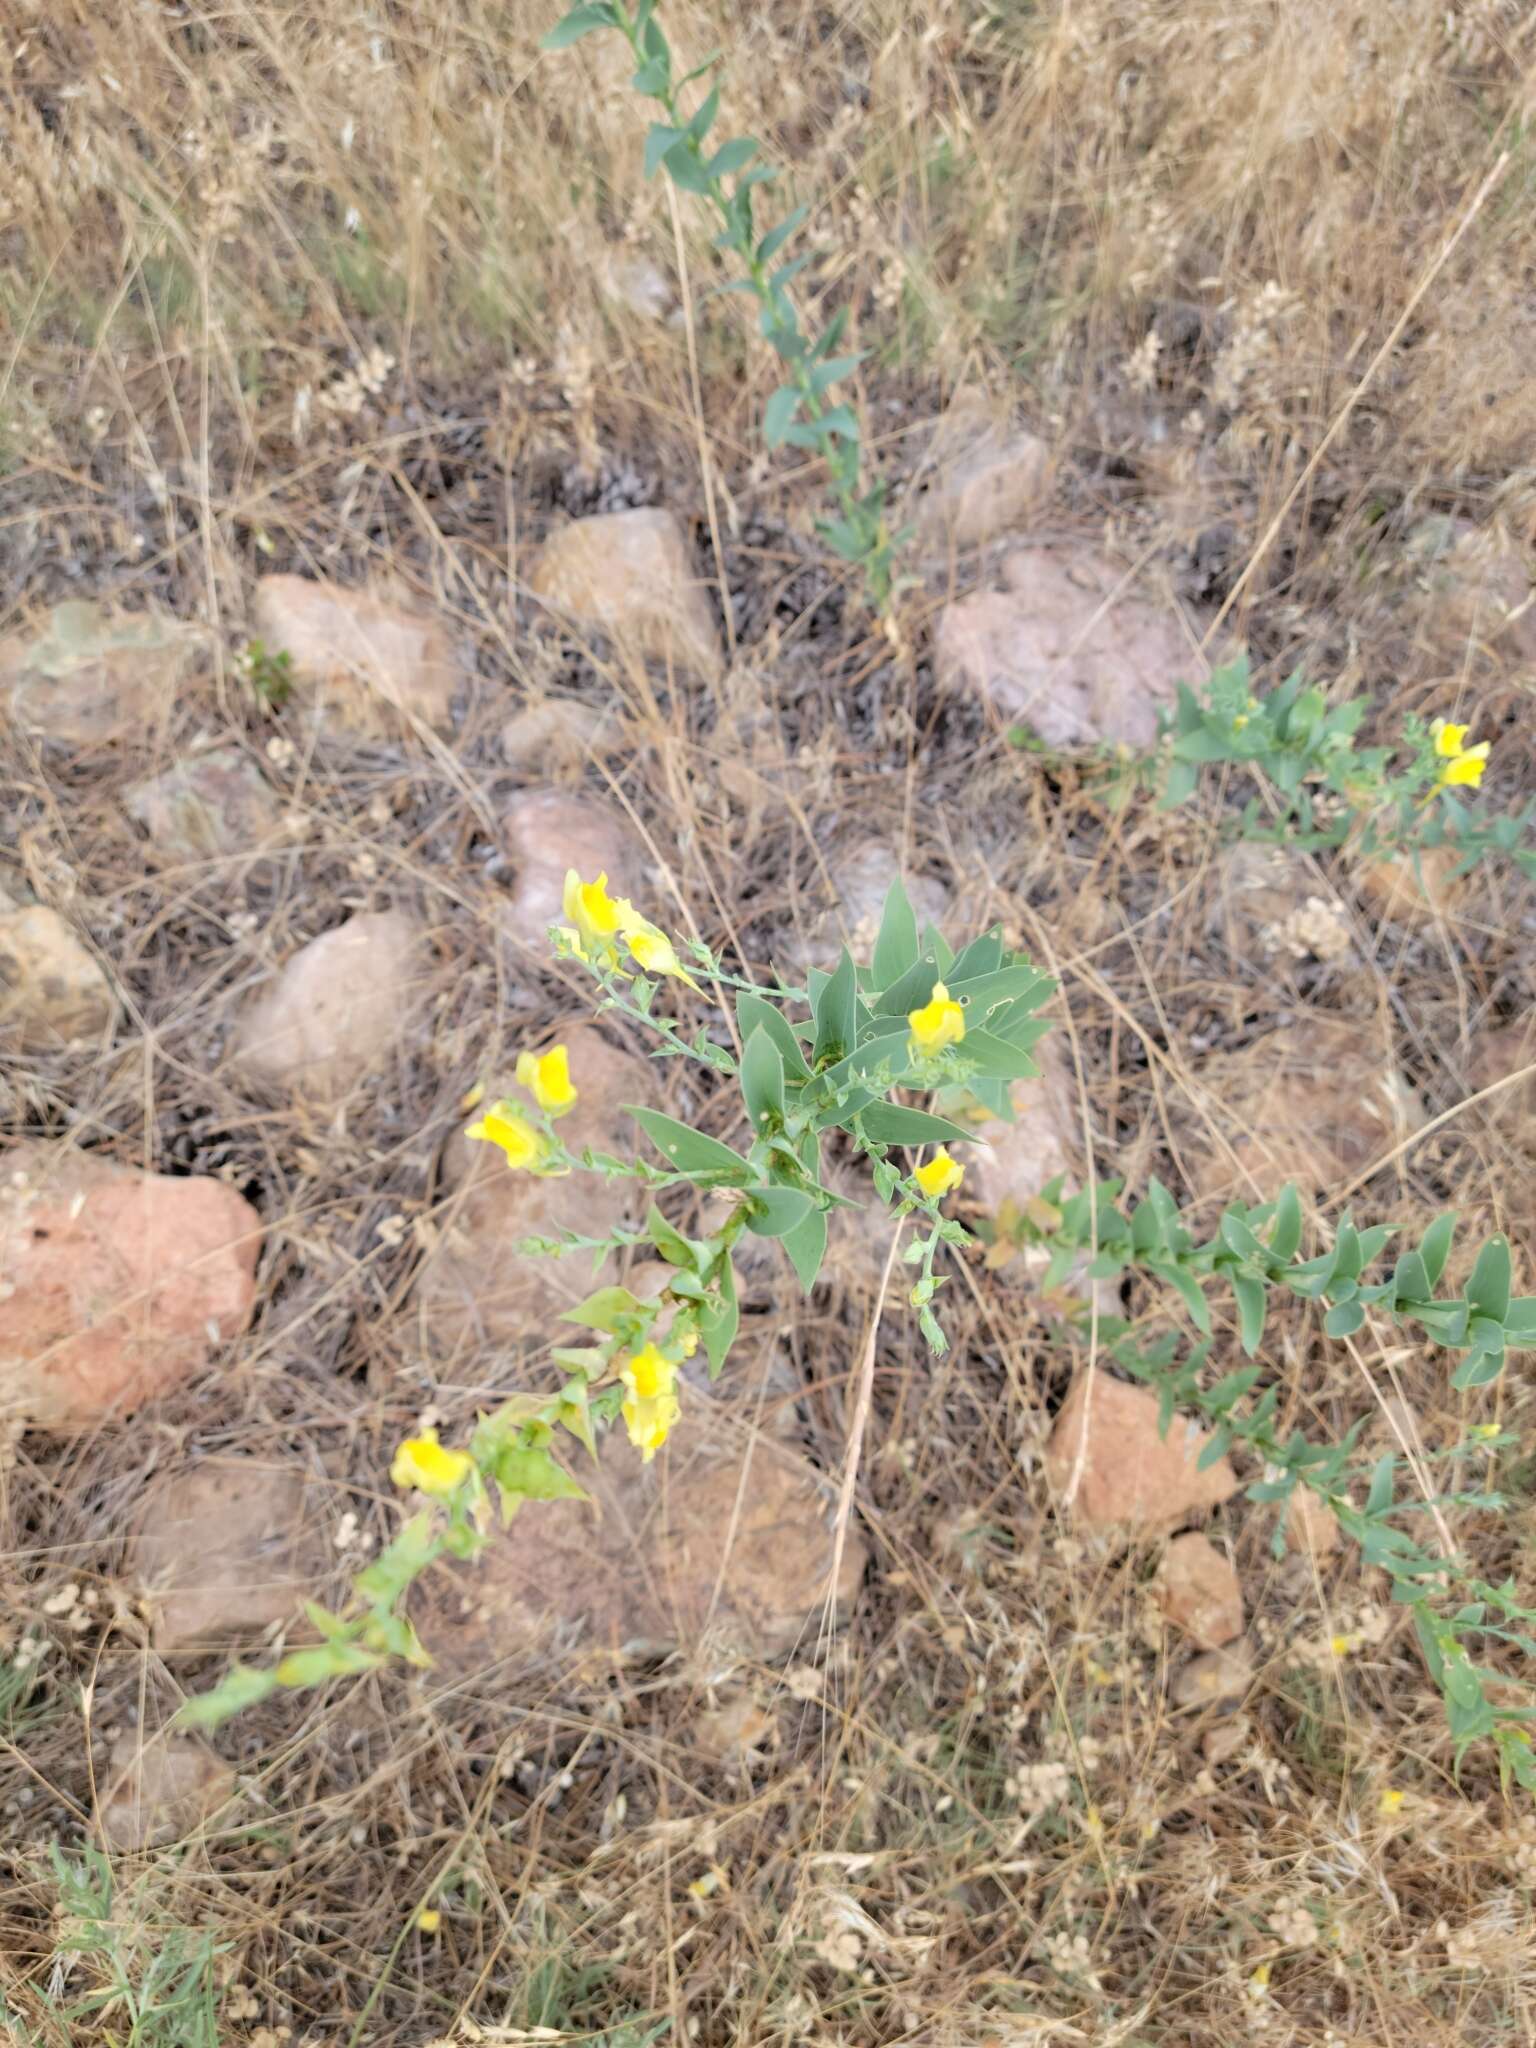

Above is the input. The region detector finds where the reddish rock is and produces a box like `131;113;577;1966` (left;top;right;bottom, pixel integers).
0;1144;260;1430
1173;1642;1254;1708
414;1408;864;1676
231;911;429;1102
251;575;464;734
415;1025;654;1357
1159;1531;1244;1647
935;544;1191;749
1355;846;1468;929
124;746;282;862
908;400;1053;551
1285;1490;1341;1561
0;600;207;746
130;1459;326;1651
1188;1018;1420;1204
500;697;627;775
530;509;723;679
100;1731;235;1851
500;789;643;939
0;904;116;1051
1045;1368;1239;1531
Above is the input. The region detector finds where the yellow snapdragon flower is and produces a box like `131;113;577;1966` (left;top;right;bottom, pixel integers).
914;1148;965;1199
562;868;628;962
1431;717;1491;789
465;1102;551;1171
516;1043;577;1116
620;1342;681;1461
391;1429;474;1498
908;981;965;1057
622;917;703;993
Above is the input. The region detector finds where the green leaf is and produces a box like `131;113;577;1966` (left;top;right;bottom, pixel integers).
745;1185;813;1237
493;1443;588;1510
1392;1250;1430;1306
1268;1183;1303;1263
872;877;920;988
1418;1210;1456;1286
1466;1235;1511;1323
706;136;758;179
780;1202;829;1293
1150;1257;1212;1335
540;3;618;50
757;204;808;262
855;1102;974;1146
1230;1271;1267;1354
561;1285;646;1334
736;991;811;1078
645;1203;697;1270
740;1026;786;1136
698;1256;738;1377
1365;1452;1396;1517
1323;1298;1365;1338
1219;1211;1265;1263
1451;1346;1506;1391
813;948;857;1065
644;122;684;178
764;383;800;447
628;1105;753;1182
687;83;720;143
957;1028;1042;1081
180;1664;281;1729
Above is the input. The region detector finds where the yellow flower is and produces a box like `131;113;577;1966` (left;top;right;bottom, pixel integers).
622;917;703;993
907;981;965;1057
416;1907;442;1933
465;1103;550;1172
516;1043;577;1117
562;868;628;960
914;1148;965;1199
391;1429;474;1498
620;1343;681;1462
1379;1787;1405;1816
1431;717;1491;789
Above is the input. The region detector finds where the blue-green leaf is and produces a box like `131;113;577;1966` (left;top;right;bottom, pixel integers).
855;1102;973;1146
1467;1235;1511;1323
1268;1183;1303;1263
1418;1211;1456;1285
872;877;919;988
813;948;857;1065
757;204;808;263
740;1027;785;1137
735;991;811;1079
744;1185;813;1237
706;137;758;179
698;1257;738;1378
780;1203;829;1294
763;384;800;447
541;4;618;50
1323;1298;1365;1338
628;1106;752;1183
1230;1271;1267;1355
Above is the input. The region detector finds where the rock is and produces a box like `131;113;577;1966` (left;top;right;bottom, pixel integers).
1187;1018;1421;1204
500;789;643;939
1045;1368;1239;1531
100;1731;235;1851
907;400;1053;551
934;544;1192;749
1208;843;1351;965
130;1459;325;1652
0;1143;260;1430
1400;516;1536;669
0;904;116;1051
1355;845;1468;928
500;698;627;775
779;842;952;978
124;746;283;863
1285;1490;1341;1561
415;1026;653;1356
600;254;677;323
961;1036;1078;1214
414;1412;864;1675
231;911;429;1102
1200;1712;1252;1764
1173;1642;1254;1709
251;575;464;735
530;509;723;680
0;600;207;746
1159;1532;1244;1648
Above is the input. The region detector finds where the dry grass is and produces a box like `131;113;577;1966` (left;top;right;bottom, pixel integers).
4;2;1536;2043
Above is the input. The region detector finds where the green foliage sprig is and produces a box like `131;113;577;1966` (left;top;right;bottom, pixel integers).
543;0;899;605
1142;655;1536;879
188;876;1050;1726
1018;1175;1536;1786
